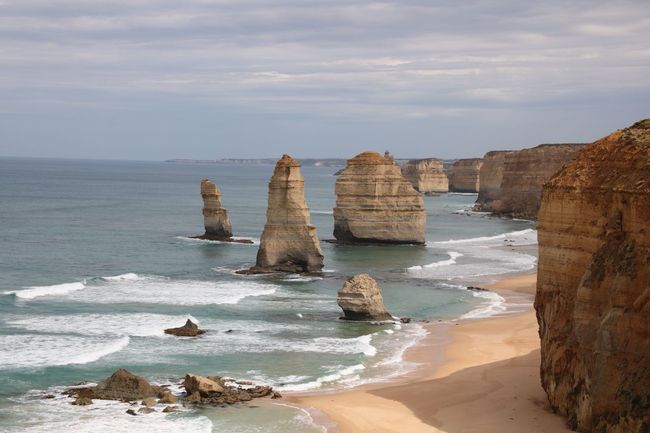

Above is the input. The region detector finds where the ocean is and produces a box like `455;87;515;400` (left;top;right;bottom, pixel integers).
0;157;537;432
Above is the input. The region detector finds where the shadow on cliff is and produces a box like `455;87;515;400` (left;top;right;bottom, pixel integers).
371;349;574;433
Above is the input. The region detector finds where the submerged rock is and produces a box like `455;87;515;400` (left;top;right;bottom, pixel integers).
337;274;393;321
164;319;205;337
535;119;650;433
334;151;426;244
242;155;324;274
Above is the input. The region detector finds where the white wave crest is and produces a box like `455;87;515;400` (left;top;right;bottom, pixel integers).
432;228;536;245
407;251;463;272
100;273;141;282
278;364;366;392
5;282;86;300
460;290;507;319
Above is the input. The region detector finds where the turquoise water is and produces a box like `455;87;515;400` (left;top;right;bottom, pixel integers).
0;157;536;432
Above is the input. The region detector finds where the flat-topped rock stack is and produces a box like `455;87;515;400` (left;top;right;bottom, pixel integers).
535;119;650;433
333;151;426;245
402;158;449;193
490;143;585;219
245;155;324;273
199;179;233;240
448;158;482;192
474;150;513;209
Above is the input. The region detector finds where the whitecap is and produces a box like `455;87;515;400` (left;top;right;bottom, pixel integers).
432;228;536;245
0;335;129;369
406;251;463;271
460;290;507;319
100;273;141;282
278;364;366;392
5;282;86;300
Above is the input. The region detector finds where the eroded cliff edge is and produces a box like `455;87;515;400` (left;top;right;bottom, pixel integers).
535;119;650;433
199;179;233;240
448;158;482;193
402;158;449;193
333;151;425;244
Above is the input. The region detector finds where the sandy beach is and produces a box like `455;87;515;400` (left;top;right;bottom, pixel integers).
291;272;573;433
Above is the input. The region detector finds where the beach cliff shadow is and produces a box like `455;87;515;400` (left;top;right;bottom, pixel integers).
370;349;574;433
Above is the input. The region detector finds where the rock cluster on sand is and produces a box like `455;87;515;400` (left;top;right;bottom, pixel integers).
476;144;585;219
402;158;449;193
199;179;233;240
244;155;324;273
337;274;393;321
333;151;426;244
535;119;650;433
164;319;205;337
447;158;482;192
474;150;513;208
64;369;280;411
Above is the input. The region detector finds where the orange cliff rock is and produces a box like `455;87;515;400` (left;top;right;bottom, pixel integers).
448;158;482;193
333;151;425;244
244;155;324;273
475;150;513;208
402;158;449;193
535;119;650;433
199;179;233;240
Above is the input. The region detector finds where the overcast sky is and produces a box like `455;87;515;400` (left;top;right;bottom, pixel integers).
0;0;648;160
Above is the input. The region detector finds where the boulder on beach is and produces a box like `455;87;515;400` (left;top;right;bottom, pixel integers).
183;374;224;397
164;319;205;337
337;274;393;321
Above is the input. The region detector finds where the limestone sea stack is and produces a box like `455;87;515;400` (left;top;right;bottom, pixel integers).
474;150;513;209
247;155;324;273
199;179;233;240
333;151;425;244
447;158;482;192
337;274;393;321
535;119;650;433
402;158;449;193
480;143;585;219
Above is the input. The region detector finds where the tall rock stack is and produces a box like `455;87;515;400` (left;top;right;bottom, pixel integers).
249;155;324;273
402;158;449;193
200;179;233;240
448;158;482;192
474;150;512;209
495;143;585;219
333;151;425;244
535;119;650;433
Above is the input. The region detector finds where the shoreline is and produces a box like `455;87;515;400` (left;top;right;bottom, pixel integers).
288;271;573;433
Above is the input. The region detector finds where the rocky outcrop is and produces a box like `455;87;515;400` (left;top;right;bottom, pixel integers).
337;274;393;321
483;144;585;218
474;151;513;208
402;158;449;193
448;158;482;192
199;179;233;240
164;319;205;337
244;155;324;273
183;374;280;405
535;119;650;433
333;151;426;244
64;369;162;404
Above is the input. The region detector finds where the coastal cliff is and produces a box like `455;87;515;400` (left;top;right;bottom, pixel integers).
199;179;233;240
402;158;449;193
333;151;425;244
486;144;585;219
448;158;482;193
475;151;512;208
535;119;650;433
248;155;324;273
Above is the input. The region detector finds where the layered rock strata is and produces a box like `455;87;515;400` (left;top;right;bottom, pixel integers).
448;158;482;192
337;274;393;321
402;158;449;193
246;155;324;273
333;151;426;244
486;143;585;218
474;150;512;208
199;179;233;240
535;119;650;433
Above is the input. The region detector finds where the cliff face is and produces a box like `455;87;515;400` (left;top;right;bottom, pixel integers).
252;155;324;273
448;158;482;192
334;151;425;244
200;179;233;240
491;144;585;218
402;158;449;193
475;151;512;207
535;119;650;433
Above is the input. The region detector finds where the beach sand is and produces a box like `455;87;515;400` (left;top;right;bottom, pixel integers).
290;272;573;433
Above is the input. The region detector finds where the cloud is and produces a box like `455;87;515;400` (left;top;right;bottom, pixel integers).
0;0;648;158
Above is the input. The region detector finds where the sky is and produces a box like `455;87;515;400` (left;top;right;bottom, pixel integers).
0;0;648;160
